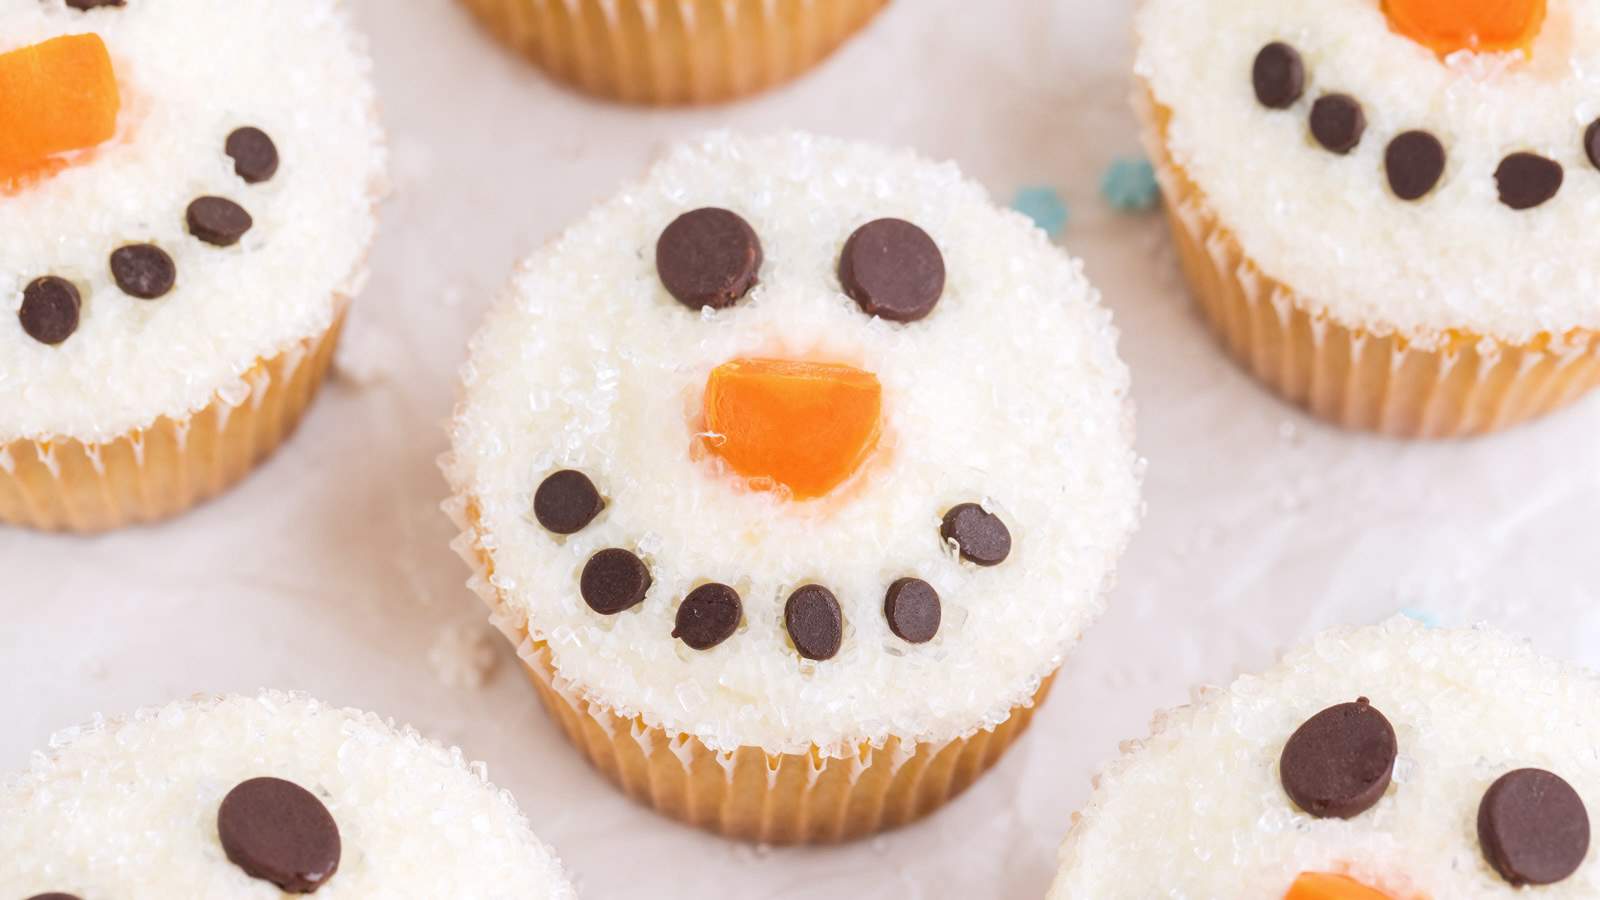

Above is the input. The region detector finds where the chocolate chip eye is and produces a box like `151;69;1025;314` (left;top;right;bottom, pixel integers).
940;503;1011;566
839;218;945;323
1586;120;1600;172
1479;768;1590;886
65;0;124;8
672;583;742;650
187;196;254;247
1309;94;1366;155
1279;698;1397;820
26;894;84;900
1385;131;1447;201
110;243;176;299
1252;42;1305;110
1496;152;1563;211
580;548;651;615
655;208;763;311
226;126;280;185
785;584;843;661
217;777;342;893
884;577;941;644
19;276;81;345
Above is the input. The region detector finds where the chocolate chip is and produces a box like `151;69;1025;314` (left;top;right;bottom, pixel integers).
884;578;941;643
1496;153;1564;211
1310;94;1366;154
226;127;279;184
785;584;843;661
65;0;123;8
1385;131;1446;201
655;208;762;310
940;503;1012;566
580;548;651;615
839;219;946;323
1479;768;1590;886
110;244;176;299
1586;120;1600;172
19;277;81;345
218;777;341;893
187;196;253;247
533;469;604;535
1252;42;1305;110
26;894;84;900
673;583;741;650
1280;698;1397;819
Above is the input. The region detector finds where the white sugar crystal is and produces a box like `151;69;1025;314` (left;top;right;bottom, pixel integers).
1;693;574;898
0;0;385;443
446;132;1142;756
1136;0;1600;345
1051;618;1600;898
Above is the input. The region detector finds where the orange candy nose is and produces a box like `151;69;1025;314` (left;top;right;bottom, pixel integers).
0;33;120;184
1286;873;1396;900
703;358;882;501
1383;0;1547;57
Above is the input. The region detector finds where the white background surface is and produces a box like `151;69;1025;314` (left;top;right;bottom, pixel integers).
9;1;1600;897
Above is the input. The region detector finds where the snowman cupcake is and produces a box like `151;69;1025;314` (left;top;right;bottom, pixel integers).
1137;0;1600;437
0;0;386;531
460;0;889;105
1050;618;1599;898
2;693;575;899
443;132;1142;842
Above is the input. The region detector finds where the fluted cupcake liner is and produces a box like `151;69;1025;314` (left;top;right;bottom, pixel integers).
459;0;889;105
444;494;1052;843
1140;92;1600;438
0;306;347;533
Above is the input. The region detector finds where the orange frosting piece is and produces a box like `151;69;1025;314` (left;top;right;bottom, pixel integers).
703;358;882;501
1286;873;1396;900
1383;0;1547;57
0;33;120;185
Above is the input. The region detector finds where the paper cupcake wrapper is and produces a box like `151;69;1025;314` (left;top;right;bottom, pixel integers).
459;0;890;105
0;307;347;533
443;494;1052;843
1140;91;1600;438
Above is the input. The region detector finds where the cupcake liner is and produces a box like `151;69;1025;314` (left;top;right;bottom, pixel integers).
443;494;1053;843
459;0;890;105
0;306;347;533
1139;91;1600;438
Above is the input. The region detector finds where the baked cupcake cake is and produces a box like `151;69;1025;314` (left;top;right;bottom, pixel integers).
2;693;575;899
443;132;1142;842
460;0;888;105
1050;618;1599;898
0;0;386;531
1136;0;1600;437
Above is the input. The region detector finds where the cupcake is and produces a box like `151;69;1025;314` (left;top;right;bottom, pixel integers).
1135;0;1600;437
1;692;576;898
0;0;386;531
1050;618;1600;898
443;131;1142;843
459;0;888;105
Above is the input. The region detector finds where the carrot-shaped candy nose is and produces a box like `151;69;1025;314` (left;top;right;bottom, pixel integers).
1383;0;1546;57
0;33;120;184
702;358;882;501
1286;872;1397;900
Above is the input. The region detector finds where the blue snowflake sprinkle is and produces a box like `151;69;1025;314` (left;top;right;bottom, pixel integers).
1399;607;1441;629
1101;156;1160;213
1011;186;1070;238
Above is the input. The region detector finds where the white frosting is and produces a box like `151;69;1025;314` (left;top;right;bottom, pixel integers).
1135;0;1600;345
446;132;1142;757
1050;618;1600;899
0;0;385;443
0;693;575;899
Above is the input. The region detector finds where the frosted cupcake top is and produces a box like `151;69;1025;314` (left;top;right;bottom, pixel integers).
1136;0;1600;345
446;132;1141;757
1;693;575;899
0;0;385;443
1050;618;1600;899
